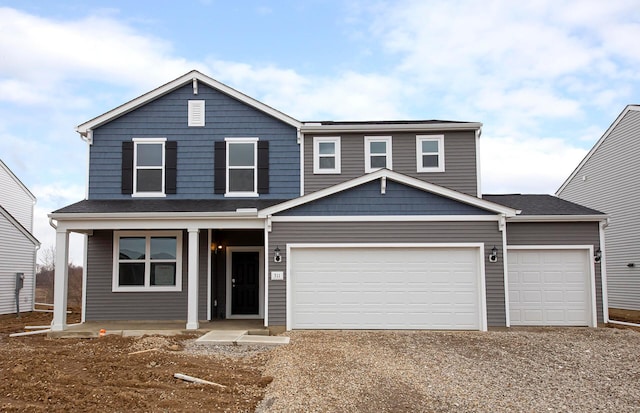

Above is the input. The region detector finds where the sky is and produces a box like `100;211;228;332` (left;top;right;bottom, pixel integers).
1;0;639;264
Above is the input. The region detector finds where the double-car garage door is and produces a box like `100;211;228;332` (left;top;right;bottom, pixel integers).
289;246;485;330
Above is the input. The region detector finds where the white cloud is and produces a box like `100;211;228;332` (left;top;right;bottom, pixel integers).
480;135;588;194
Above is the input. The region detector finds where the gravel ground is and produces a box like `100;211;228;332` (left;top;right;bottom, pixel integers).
257;327;640;412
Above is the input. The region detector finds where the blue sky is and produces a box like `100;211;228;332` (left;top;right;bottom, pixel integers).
1;0;639;263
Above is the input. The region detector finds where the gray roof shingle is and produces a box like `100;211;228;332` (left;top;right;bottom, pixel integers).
483;194;604;216
52;199;288;214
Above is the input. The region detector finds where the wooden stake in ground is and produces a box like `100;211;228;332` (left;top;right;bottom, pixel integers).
128;348;159;355
174;373;227;389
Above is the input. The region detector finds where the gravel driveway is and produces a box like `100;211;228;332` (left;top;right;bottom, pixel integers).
257;327;640;412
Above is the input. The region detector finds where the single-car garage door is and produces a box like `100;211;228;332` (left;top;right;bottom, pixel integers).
289;246;485;330
508;249;593;326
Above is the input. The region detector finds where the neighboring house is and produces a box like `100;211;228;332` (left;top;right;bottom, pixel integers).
558;105;640;313
49;70;606;332
0;160;40;315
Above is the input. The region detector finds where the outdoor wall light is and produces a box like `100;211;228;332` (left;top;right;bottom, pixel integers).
488;246;498;263
594;248;602;263
274;246;282;263
210;242;223;254
628;263;635;268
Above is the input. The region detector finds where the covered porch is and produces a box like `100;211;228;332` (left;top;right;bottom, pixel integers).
48;201;279;333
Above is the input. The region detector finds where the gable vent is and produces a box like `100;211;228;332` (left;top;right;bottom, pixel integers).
188;100;205;127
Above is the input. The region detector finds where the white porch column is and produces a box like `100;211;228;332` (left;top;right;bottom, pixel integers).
51;228;69;331
186;228;200;330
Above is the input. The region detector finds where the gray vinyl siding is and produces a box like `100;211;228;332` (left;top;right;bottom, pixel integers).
85;230;190;320
0;217;36;314
267;221;505;327
0;164;34;232
558;108;640;311
281;179;493;216
88;83;300;200
303;131;478;196
506;222;604;323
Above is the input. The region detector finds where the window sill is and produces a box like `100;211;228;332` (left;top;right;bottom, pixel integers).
112;286;182;293
224;192;259;198
131;192;167;198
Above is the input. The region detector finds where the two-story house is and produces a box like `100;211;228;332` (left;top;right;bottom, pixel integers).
50;70;607;332
1;159;40;315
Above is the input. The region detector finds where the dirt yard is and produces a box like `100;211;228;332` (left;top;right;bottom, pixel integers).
0;312;273;412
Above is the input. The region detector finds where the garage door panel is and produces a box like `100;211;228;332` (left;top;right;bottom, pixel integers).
509;249;591;326
290;247;482;330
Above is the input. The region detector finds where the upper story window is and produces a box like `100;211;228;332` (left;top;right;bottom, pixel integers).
226;138;258;197
113;231;182;292
416;135;445;172
313;136;341;174
122;139;176;197
364;136;392;172
133;138;166;196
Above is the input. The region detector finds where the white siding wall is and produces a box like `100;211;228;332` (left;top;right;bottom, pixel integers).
0;217;36;314
0;161;35;232
558;108;640;311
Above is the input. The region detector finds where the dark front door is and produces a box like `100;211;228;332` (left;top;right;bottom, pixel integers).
231;251;260;315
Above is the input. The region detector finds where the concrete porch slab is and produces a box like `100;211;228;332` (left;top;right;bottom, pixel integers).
196;330;248;345
237;335;290;345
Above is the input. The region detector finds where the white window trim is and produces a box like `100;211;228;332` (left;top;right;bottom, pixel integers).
416;135;445;172
112;230;183;292
188;100;206;127
225;137;259;197
132;137;167;197
364;136;392;173
313;136;341;174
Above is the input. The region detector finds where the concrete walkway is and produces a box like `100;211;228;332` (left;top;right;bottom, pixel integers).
196;330;290;346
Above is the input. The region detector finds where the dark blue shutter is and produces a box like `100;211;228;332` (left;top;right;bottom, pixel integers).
121;141;134;194
165;141;177;194
214;141;226;194
258;141;269;194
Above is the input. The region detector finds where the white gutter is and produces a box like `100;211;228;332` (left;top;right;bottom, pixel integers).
507;215;607;222
300;122;482;133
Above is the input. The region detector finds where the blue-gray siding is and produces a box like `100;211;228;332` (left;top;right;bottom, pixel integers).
88;83;300;200
303;131;478;196
85;230;208;321
267;221;505;327
505;222;604;323
281;179;493;216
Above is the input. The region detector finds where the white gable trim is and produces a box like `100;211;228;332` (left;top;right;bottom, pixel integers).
76;70;302;135
259;169;519;217
557;104;640;194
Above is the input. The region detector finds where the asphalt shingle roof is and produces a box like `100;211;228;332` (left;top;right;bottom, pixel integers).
483;194;604;216
52;199;288;214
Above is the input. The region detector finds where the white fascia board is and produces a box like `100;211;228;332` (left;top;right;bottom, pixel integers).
300;122;482;133
52;216;266;232
557;105;640;195
270;215;500;222
507;214;607;222
259;169;518;217
76;70;302;136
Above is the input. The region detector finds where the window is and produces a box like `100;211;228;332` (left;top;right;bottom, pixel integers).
226;138;258;196
122;139;176;196
133;138;166;196
188;100;205;127
416;135;445;172
313;136;341;174
113;231;182;292
364;136;392;172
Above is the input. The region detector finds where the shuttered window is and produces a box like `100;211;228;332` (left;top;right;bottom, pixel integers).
214;139;269;196
121;139;177;196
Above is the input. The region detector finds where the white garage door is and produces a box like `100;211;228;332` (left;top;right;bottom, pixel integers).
289;246;484;330
508;249;592;326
